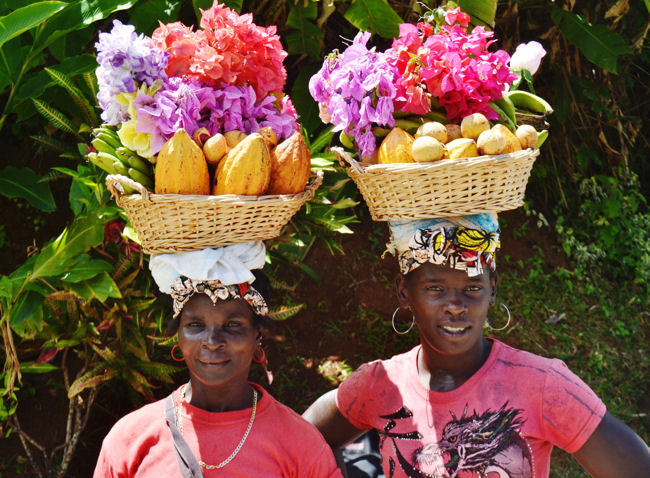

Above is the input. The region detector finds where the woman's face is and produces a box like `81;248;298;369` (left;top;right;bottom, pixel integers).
397;262;496;357
178;294;260;389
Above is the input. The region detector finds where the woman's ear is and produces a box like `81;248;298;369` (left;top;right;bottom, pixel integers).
489;271;498;306
395;274;410;308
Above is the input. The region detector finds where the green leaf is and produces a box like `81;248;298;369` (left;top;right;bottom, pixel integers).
33;0;138;53
457;0;497;27
268;304;305;321
0;1;66;49
0;166;56;211
291;64;322;133
30;135;78;155
9;290;44;337
21;362;58;374
0;36;25;87
65;272;122;302
192;0;242;21
32;98;79;136
344;0;402;39
309;126;334;154
44;67;97;126
285;2;322;60
32;214;107;279
68;365;119;398
550;7;632;73
128;0;181;35
59;254;111;283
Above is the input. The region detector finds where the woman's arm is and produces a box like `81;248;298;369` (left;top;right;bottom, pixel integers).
303;389;367;448
572;411;650;478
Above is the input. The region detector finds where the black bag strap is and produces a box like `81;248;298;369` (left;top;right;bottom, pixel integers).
164;393;205;478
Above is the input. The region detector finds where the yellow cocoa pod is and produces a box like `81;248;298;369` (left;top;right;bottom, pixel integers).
445;138;479;159
213;133;271;195
203;133;228;165
267;131;311;195
492;124;522;153
257;126;278;149
224;130;248;148
154;129;210;195
377;127;414;164
477;129;506;155
460;113;490;140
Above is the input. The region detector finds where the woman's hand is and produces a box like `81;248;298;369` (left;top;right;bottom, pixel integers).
573;412;650;478
303;389;366;448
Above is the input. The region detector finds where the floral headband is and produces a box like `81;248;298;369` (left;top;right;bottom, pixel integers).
398;225;499;277
169;277;268;319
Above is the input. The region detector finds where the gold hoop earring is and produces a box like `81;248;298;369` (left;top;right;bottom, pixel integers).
392;307;414;335
485;303;511;331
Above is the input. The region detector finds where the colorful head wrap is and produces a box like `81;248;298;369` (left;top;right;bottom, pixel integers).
169;277;268;319
387;213;500;277
148;242;269;318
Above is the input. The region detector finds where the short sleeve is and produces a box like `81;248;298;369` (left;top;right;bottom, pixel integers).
335;361;382;431
541;359;606;453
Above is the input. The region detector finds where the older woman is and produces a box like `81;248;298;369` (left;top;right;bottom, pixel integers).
95;243;342;477
304;214;650;478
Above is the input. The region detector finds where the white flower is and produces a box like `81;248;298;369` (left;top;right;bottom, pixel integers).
510;41;547;75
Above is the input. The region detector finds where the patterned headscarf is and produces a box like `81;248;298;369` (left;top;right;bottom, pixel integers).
387;213;500;277
169;277;268;319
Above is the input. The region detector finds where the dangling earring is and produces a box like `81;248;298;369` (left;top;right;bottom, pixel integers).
171;344;185;362
485;303;512;331
254;341;273;385
392;306;415;335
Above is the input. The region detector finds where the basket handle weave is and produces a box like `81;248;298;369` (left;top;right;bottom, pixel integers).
330;147;365;174
304;170;324;198
106;174;151;202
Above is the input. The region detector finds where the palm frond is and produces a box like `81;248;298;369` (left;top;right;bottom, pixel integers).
32;99;80;138
44;68;98;127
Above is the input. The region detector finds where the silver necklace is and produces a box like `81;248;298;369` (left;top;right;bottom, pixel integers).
175;383;257;470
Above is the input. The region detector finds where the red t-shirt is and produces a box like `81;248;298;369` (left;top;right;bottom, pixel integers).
336;340;606;478
94;383;342;477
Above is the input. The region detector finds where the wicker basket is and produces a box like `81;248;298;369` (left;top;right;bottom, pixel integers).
332;147;539;221
106;172;323;254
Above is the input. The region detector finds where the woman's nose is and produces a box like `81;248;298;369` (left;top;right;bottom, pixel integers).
201;327;225;347
444;291;467;316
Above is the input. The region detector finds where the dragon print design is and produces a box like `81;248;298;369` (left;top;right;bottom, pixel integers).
380;403;533;478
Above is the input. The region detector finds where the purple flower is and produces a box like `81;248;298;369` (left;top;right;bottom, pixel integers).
309;31;396;157
95;20;169;124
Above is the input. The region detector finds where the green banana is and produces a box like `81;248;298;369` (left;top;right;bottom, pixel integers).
112;160;129;176
87;152;118;174
91;137;117;155
507;90;553;115
94;131;123;150
115;148;152;175
535;130;549;148
423;111;448;124
488;101;516;132
393;119;421;133
372;127;390;138
493;95;517;127
128;168;154;189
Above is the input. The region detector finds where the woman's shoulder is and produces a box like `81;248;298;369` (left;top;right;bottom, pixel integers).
103;396;167;444
492;339;564;371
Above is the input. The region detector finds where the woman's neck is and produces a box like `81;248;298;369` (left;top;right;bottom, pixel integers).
418;336;492;392
184;379;255;412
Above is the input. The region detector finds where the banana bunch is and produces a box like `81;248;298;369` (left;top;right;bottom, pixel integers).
87;126;154;190
489;90;552;148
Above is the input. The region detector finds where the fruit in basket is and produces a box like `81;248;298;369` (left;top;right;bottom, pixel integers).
155;129;210;195
213;133;270;195
377;127;414;164
445;138;479;159
515;124;538;149
412;136;444;162
203;133;228;165
460;113;490;140
415;122;447;143
267;131;311;194
257;127;278;149
492;124;522;153
477;129;506;155
445;124;462;142
224;130;247;148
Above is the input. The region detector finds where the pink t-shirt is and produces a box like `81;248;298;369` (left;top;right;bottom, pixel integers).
95;383;342;477
336;340;605;478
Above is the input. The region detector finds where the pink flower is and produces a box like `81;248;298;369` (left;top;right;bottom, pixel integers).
444;7;470;28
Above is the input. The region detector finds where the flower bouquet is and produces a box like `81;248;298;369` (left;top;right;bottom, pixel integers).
310;6;551;221
89;1;321;253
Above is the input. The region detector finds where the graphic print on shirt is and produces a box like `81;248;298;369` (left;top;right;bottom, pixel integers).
379;403;533;478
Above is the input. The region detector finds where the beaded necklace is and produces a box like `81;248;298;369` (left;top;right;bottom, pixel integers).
175;383;258;470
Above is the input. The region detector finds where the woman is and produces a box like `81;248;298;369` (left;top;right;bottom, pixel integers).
303;214;650;478
95;244;342;477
